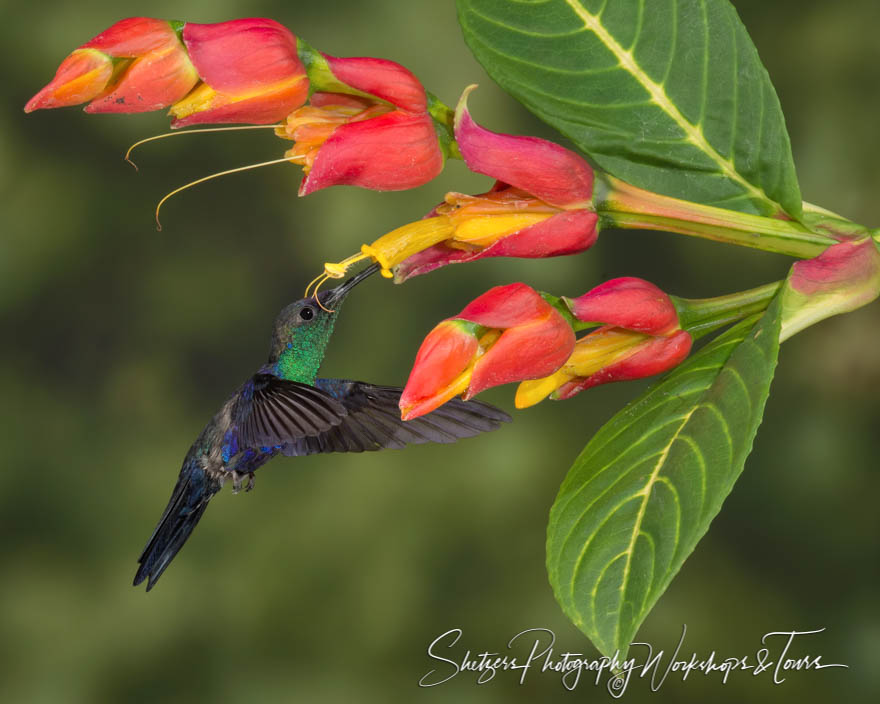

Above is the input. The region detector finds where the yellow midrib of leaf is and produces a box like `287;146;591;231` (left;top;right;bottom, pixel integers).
612;405;694;647
563;0;776;212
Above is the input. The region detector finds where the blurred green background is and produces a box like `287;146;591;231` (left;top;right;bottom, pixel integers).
2;0;878;701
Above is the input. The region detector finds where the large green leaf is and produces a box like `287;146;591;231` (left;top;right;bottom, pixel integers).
547;295;781;658
457;0;802;219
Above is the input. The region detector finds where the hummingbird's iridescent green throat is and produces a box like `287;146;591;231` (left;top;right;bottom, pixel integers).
270;264;380;383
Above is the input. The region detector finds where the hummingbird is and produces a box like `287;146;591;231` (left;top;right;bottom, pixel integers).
133;264;510;590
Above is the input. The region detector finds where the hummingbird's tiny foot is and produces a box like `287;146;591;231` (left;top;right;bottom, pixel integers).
230;470;255;494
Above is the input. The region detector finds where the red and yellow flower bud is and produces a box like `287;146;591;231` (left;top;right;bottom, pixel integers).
515;278;692;408
170;19;308;126
565;276;681;334
781;237;880;341
25;17;198;114
400;283;575;419
25;17;308;124
25;49;114;111
276;55;443;195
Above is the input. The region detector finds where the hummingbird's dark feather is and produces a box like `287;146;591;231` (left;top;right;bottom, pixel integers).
133;465;221;591
237;374;347;448
277;379;511;455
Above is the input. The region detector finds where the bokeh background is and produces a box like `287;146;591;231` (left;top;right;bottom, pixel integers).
2;0;878;701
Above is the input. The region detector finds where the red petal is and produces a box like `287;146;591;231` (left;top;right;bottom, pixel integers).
481;210;598;257
555;330;692;399
399;320;479;413
455;93;594;207
85;47;198;113
566;277;679;334
182;19;304;93
170;76;309;126
790;239;878;296
467;311;575;397
457;283;552;328
299;110;442;195
323;54;426;112
393;244;477;281
83;17;181;56
25;49;113;111
394;210;597;281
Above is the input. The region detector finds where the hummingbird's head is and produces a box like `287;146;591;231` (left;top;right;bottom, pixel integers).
268;264;379;378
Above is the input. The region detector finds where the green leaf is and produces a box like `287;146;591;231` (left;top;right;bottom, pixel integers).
457;0;802;219
546;295;782;658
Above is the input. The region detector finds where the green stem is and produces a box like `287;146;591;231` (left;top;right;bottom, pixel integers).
672;281;782;339
596;175;835;259
538;292;585;331
427;92;460;160
297;38;380;101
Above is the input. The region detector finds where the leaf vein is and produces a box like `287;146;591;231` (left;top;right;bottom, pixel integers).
612;404;696;645
569;492;643;605
561;0;778;211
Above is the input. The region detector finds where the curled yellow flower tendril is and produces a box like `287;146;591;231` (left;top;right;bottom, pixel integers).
313;285;334;313
303;271;325;299
154;156;294;231
303;251;377;312
124;124;281;171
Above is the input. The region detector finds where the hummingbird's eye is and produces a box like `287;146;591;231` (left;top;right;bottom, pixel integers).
299;306;315;321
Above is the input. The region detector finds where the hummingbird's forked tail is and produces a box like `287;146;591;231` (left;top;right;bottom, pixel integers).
133;464;221;591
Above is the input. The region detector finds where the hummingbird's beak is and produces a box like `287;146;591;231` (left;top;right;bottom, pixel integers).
319;263;381;309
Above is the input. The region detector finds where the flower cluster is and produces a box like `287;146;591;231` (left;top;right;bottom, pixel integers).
25;17;444;194
399;283;575;419
401;278;692;419
515;278;692;408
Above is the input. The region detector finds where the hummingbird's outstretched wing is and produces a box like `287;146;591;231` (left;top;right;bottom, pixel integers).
134;375;349;592
277;379;511;455
235;373;348;449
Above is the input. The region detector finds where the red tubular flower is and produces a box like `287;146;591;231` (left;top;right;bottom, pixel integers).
392;86;597;279
276;54;443;195
319;86;598;282
515;278;692;407
170;19;309;126
25;17;198;114
400;283;575;419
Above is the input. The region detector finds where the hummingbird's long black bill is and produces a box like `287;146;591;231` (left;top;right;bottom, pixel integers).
320;262;381;308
